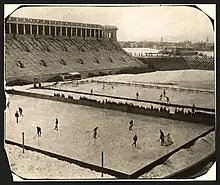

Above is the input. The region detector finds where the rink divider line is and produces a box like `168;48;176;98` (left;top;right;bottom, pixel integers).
5;140;129;179
39;87;215;113
130;127;215;178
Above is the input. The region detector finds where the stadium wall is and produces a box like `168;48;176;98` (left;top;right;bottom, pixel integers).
5;17;146;84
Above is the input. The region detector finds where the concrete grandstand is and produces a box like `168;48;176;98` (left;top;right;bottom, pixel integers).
5;17;144;85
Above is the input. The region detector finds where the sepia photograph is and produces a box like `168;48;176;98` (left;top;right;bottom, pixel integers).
3;4;215;181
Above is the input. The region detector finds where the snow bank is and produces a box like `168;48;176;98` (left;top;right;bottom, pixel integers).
139;131;215;179
5;144;114;179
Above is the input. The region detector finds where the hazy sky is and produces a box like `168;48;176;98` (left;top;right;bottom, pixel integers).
9;5;214;42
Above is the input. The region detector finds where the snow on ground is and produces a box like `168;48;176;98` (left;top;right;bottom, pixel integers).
91;70;215;90
6;95;212;175
5;144;113;179
139;131;215;179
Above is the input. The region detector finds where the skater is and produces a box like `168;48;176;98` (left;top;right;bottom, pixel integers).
167;133;173;145
93;126;98;139
15;111;19;123
158;129;165;146
37;126;41;137
129;119;134;130
112;86;114;89
163;89;166;97
91;89;93;94
192;104;195;114
136;92;139;100
19;107;23;116
6;100;10;108
166;96;170;103
158;93;163;101
54;118;58;130
102;85;105;90
132;134;138;147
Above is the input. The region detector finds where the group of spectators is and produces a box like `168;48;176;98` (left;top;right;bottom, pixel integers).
54;93;65;98
77;96;214;119
34;83;42;88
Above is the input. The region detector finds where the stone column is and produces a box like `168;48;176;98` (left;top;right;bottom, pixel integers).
102;30;104;38
36;25;39;35
85;28;87;37
60;26;62;35
113;31;117;41
49;26;51;35
16;23;19;34
66;27;68;36
80;28;82;37
54;26;57;36
8;23;11;34
76;27;78;37
90;29;92;37
97;30;100;38
70;27;73;36
23;24;26;34
30;25;32;35
42;25;45;35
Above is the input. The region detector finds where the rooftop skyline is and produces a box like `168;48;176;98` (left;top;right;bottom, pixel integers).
7;5;214;42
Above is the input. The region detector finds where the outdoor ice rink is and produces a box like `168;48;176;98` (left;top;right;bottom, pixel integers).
50;81;214;109
6;94;212;174
6;70;215;176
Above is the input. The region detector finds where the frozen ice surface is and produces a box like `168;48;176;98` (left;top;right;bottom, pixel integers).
6;95;212;174
5;144;113;179
92;70;215;90
49;82;214;109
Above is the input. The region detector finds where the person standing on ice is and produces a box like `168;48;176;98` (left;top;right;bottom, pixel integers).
163;89;166;97
192;104;195;114
54;118;58;130
136;92;139;100
37;126;42;137
15;111;19;123
129;120;134;130
158;129;165;146
93;127;98;139
19;107;23;116
91;89;93;94
158;93;163;101
167;133;173;145
166;96;170;103
6;100;10;108
132;134;138;147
